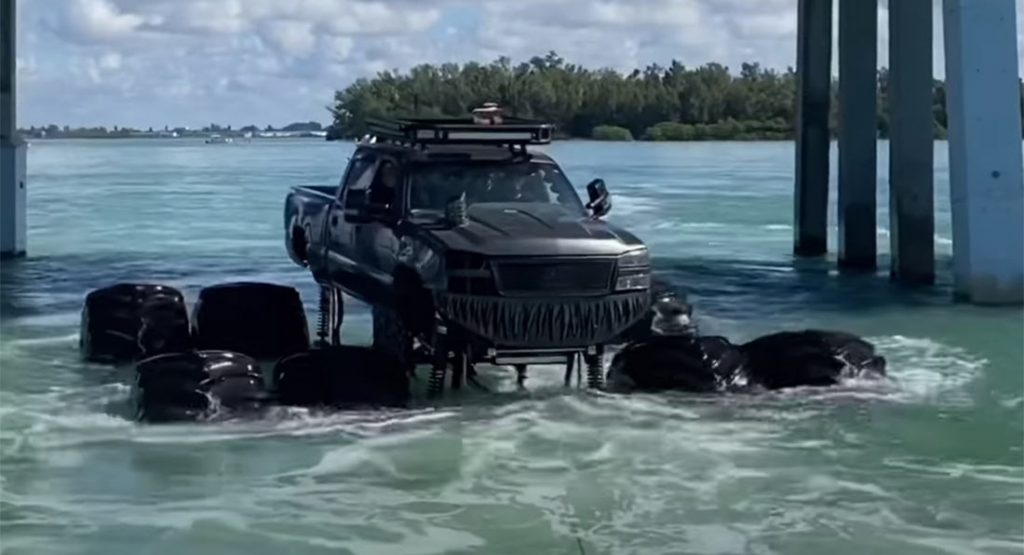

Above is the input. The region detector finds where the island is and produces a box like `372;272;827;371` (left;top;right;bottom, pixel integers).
327;51;1023;141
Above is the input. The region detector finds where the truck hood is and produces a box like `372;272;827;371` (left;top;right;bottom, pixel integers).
419;203;645;257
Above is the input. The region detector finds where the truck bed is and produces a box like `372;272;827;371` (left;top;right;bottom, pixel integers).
294;185;337;198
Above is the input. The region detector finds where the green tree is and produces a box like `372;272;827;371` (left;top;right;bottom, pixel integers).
328;53;1009;141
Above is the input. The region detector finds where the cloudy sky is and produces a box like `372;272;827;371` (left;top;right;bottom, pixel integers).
13;0;1024;129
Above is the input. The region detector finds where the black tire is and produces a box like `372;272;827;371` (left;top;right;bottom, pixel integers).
137;296;193;360
739;330;886;390
134;350;266;422
606;336;737;393
291;226;309;266
273;346;410;408
80;283;192;364
192;282;309;360
372;304;415;374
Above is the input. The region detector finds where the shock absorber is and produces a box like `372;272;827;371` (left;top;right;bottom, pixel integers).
564;354;577;387
427;316;448;397
515;364;527;389
316;285;331;345
585;350;604;389
316;285;342;346
330;287;343;345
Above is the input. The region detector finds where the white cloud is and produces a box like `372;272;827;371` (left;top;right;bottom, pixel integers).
16;0;1024;129
261;21;317;58
60;0;161;41
97;52;122;71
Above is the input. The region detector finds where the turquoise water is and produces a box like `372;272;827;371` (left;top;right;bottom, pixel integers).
1;138;1021;554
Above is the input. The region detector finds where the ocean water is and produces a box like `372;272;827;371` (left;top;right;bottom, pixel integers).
1;138;1021;554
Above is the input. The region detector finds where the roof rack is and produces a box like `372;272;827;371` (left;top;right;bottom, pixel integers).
364;112;554;149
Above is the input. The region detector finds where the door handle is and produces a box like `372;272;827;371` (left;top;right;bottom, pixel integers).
331;215;339;227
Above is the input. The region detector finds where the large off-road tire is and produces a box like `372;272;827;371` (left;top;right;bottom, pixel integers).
605;335;742;393
137;295;194;360
133;350;267;422
191;282;309;360
290;225;310;267
372;304;416;374
273;345;410;408
739;330;887;390
79;283;192;363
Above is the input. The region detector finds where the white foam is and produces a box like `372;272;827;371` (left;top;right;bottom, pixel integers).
4;332;80;347
869;335;987;406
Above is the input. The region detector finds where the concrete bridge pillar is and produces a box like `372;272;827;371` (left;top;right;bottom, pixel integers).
1;0;27;260
793;0;833;257
942;0;1023;304
837;0;878;270
888;0;935;284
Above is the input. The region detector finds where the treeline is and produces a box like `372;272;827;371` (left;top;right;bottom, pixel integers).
329;51;1024;141
20;121;327;139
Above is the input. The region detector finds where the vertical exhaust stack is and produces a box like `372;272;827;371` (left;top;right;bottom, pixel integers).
445;192;469;227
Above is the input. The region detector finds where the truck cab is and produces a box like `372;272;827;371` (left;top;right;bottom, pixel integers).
284;109;654;393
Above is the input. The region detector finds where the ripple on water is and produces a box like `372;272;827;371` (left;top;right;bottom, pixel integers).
2;140;1020;554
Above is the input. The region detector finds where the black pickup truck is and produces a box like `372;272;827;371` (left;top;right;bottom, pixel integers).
284;111;653;393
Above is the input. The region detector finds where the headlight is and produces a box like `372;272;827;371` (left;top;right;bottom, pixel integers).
615;248;651;290
615;273;651;291
618;248;650;269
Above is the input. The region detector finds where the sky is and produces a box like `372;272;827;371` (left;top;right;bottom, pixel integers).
12;0;1024;129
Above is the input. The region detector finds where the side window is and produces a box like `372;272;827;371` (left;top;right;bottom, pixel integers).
339;153;376;197
368;160;399;208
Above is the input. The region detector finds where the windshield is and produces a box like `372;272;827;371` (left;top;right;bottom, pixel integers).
407;160;587;217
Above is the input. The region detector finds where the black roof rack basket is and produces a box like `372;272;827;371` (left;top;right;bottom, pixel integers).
364;115;554;147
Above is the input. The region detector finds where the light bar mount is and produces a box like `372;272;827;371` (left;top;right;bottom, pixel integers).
364;115;554;148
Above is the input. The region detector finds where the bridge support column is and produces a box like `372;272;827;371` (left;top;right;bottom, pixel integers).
837;0;878;270
888;0;935;284
943;0;1023;304
1;0;26;260
793;0;832;257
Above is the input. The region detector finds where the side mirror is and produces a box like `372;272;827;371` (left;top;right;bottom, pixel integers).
586;178;612;218
343;189;373;223
344;188;394;224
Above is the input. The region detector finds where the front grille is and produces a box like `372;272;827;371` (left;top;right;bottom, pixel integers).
493;259;614;296
436;291;651;348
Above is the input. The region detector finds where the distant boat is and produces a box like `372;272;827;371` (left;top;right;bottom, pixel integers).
204;134;233;144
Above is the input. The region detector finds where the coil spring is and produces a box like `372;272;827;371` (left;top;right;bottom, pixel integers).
316;286;331;344
428;362;446;397
586;356;604;389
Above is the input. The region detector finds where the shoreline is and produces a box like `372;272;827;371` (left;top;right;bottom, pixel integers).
19;136;966;144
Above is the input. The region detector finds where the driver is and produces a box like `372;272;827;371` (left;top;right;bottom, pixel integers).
516;170;550;202
371;162;399;207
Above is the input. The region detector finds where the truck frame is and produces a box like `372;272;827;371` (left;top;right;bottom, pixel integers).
284;109;654;395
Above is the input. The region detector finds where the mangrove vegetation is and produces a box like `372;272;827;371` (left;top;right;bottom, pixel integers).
329;51;1024;141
